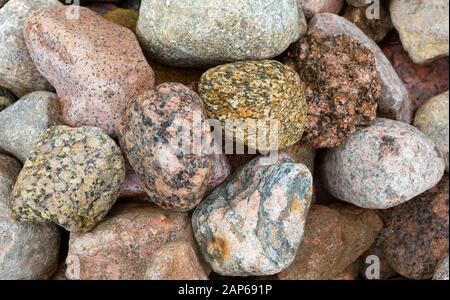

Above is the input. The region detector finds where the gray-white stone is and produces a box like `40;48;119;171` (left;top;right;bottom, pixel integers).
136;0;306;67
390;0;449;64
346;0;372;7
0;153;60;280
0;91;62;162
433;256;449;280
192;153;312;276
0;0;57;97
414;91;449;172
321;118;445;209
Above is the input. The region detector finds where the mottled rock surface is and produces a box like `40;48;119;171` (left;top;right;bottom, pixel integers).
390;0;449;64
282;141;316;175
24;5;154;136
66;204;194;280
383;42;449;112
9;126;125;232
433;256;449;280
308;13;412;123
298;0;343;19
145;241;209;280
379;175;449;279
0;0;56;97
414;91;449;172
321;118;445;209
193;153;313;276
119;83;211;211
0;91;62;162
286;32;380;148
199;60;307;151
206;154;232;195
278;204;382;280
0;154;60;279
137;0;306;67
103;8;138;32
343;1;393;42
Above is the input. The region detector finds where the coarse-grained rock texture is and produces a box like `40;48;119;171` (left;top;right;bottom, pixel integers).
9;126;125;232
205;154;232;195
0;154;60;280
298;0;344;19
103;8;138;32
0;0;56;97
199;60;307;151
382;42;449;112
136;0;306;67
145;240;209;280
0;91;62;162
308;13;412;123
192;153;313;276
414;91;449;172
286;32;380;148
282;141;316;175
321;118;445;209
343;1;393;42
390;0;449;64
278;204;383;280
66;204;195;280
119;83;211;211
433;256;449;280
379;175;449;280
23;5;154;136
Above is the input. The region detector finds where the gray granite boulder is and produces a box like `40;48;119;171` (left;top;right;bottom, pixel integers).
9;126;125;232
414;91;449;172
192;153;312;276
0;91;62;162
0;153;60;279
0;0;56;97
136;0;306;67
321;118;445;209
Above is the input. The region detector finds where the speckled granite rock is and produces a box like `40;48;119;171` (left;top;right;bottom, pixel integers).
145;240;209;280
308;13;412;123
9;126;125;232
390;0;449;64
433;256;449;280
379;175;449;279
0;154;60;279
119;83;211;211
137;0;306;67
199;60;307;151
0;0;56;97
103;8;138;32
192;153;313;276
298;0;344;19
282;141;316;175
343;1;393;42
0;91;62;162
206;154;232;195
321;118;445;209
23;5;154;136
382;42;449;112
346;0;372;7
66;204;194;280
286;32;380;148
278;204;382;280
0;86;15;112
414;91;449;172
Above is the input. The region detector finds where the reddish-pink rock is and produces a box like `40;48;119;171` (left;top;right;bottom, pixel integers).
383;41;449;113
298;0;344;19
205;153;231;195
23;5;155;136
